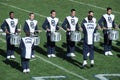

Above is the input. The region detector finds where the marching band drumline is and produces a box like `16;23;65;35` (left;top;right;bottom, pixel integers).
0;7;119;72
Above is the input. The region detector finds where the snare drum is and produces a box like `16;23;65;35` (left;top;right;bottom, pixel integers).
94;32;100;42
31;35;40;46
34;36;40;46
70;31;81;42
50;32;61;42
108;30;119;40
10;34;21;45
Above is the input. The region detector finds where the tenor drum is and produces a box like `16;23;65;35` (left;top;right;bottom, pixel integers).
70;31;81;42
94;32;100;42
108;30;119;40
50;32;61;42
10;34;21;45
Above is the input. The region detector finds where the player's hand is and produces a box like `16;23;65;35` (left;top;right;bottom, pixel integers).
103;27;107;30
97;26;102;30
5;29;10;34
47;28;50;31
79;28;83;31
37;30;42;33
67;28;70;31
17;29;21;33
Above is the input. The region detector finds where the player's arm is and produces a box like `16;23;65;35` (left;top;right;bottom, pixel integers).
42;18;50;31
112;20;117;29
19;39;24;50
56;23;59;31
23;22;30;33
98;16;106;29
1;20;9;34
35;24;39;33
81;19;87;32
15;24;19;33
76;22;80;31
62;18;70;31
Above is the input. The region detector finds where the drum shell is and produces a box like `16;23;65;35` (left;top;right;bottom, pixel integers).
94;32;100;42
109;30;119;40
50;32;61;42
10;34;21;45
33;36;40;46
70;31;81;42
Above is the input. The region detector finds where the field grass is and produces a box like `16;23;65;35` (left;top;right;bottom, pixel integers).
0;0;120;80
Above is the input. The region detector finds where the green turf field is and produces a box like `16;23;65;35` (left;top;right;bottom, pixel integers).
0;0;120;80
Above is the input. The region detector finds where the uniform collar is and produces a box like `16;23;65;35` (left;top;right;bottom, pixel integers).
10;17;14;19
71;16;75;18
51;16;55;19
29;19;34;21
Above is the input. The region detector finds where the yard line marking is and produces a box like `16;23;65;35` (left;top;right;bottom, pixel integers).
30;58;37;62
35;55;88;80
95;74;120;80
32;76;66;79
0;2;46;18
68;0;120;14
0;2;67;32
0;2;62;23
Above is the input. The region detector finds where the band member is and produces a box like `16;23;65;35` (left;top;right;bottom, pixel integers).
23;13;38;58
81;11;97;67
98;7;116;56
19;32;34;73
62;9;79;57
1;11;20;59
42;10;59;58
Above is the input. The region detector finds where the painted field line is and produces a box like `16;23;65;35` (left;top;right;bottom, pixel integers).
32;76;66;79
0;2;46;18
0;2;63;23
35;54;88;80
0;2;67;32
95;74;120;80
30;58;37;62
68;0;120;14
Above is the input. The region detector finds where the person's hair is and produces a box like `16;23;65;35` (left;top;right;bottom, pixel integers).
88;11;94;14
107;7;112;11
71;9;76;12
50;10;56;14
9;11;14;15
29;13;34;16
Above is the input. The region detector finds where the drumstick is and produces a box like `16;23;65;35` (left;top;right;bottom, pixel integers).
58;26;66;32
19;24;22;35
35;30;42;32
